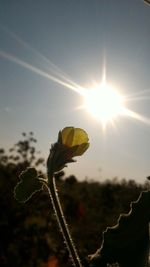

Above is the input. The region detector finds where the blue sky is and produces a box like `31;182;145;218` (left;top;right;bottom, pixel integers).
0;0;150;182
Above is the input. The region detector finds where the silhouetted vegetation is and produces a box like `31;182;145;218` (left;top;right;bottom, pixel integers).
0;133;147;266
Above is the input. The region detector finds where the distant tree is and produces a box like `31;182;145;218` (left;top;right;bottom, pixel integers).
0;133;53;267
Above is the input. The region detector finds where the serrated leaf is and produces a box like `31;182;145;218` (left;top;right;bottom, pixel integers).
14;167;43;203
89;190;150;267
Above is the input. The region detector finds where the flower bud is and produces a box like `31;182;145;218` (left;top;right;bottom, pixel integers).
47;127;89;174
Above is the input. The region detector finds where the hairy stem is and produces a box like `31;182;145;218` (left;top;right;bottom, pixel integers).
47;171;83;267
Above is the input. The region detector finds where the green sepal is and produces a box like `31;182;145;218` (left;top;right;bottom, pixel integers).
72;143;90;156
14;167;43;203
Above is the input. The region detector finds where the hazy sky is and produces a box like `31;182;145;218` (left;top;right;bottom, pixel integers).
0;0;150;182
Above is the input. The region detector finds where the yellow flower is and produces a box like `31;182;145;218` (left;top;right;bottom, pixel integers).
59;127;89;156
47;127;89;173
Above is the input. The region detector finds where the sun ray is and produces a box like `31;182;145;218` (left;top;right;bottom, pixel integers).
124;88;150;100
124;96;150;102
102;59;106;84
121;107;150;125
0;23;83;91
0;50;85;96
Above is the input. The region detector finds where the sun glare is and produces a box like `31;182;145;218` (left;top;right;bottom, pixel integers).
83;81;125;127
1;24;150;129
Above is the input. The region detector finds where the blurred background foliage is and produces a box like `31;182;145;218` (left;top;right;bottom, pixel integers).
0;133;148;267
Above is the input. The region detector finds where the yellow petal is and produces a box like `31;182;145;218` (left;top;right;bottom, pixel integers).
71;128;89;146
61;127;74;146
61;127;89;147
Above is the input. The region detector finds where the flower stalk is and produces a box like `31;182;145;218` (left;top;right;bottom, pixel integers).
47;170;83;267
46;127;89;267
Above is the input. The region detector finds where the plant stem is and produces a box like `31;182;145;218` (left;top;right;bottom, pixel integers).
47;171;83;267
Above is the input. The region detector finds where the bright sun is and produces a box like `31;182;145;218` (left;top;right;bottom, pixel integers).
83;80;125;127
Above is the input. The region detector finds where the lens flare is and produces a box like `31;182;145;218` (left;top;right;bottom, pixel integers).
83;81;125;127
1;24;150;130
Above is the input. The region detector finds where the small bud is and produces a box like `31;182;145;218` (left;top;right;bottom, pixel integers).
47;127;89;174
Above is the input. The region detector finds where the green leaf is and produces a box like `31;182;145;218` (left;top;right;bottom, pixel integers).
14;167;43;203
